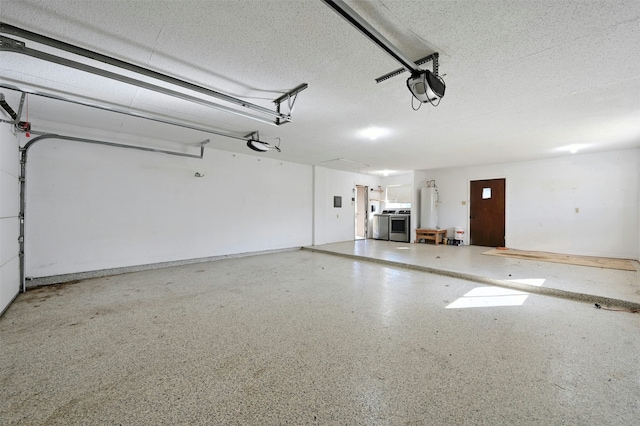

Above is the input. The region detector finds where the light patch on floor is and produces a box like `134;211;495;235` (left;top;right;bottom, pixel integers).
446;278;547;309
446;286;530;309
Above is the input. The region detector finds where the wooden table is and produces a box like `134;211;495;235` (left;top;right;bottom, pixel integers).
415;229;447;245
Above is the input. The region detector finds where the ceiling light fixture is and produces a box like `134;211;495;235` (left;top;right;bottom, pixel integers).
245;132;281;153
359;126;390;140
557;144;588;155
321;0;445;108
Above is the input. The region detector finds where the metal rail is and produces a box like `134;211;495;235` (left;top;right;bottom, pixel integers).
1;83;253;142
23;133;209;159
18;133;209;293
0;35;280;126
0;22;307;125
321;0;422;74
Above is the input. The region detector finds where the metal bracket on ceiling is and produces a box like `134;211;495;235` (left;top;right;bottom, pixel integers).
375;52;440;84
0;23;307;126
199;139;210;157
0;91;25;124
244;131;260;140
1;90;30;134
273;83;308;125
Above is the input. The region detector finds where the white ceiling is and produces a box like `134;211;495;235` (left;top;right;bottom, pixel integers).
1;0;639;175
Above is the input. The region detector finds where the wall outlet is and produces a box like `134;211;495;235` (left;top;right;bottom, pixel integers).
575;207;579;213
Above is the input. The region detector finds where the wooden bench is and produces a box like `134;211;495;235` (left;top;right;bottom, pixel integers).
415;229;447;245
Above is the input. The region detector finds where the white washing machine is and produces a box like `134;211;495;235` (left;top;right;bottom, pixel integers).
373;210;395;240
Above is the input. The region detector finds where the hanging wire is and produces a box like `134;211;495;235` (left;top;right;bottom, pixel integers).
426;74;445;108
411;95;422;111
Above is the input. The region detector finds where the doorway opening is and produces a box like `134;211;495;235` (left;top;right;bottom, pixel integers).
355;185;368;240
469;178;505;247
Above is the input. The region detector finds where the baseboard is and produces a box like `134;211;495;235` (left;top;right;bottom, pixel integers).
26;247;302;288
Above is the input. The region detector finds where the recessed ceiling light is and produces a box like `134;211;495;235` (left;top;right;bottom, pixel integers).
371;169;404;177
558;144;586;154
358;127;390;141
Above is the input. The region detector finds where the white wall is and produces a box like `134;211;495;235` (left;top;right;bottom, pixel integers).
25;137;313;278
0;123;20;314
312;167;380;245
420;149;640;258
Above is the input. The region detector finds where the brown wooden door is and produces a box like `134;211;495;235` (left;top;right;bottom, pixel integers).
470;178;505;247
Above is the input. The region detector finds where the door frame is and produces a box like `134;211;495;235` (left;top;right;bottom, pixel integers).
355;185;368;240
467;176;508;247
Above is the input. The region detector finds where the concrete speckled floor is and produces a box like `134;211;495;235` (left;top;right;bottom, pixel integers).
312;240;640;306
1;248;639;424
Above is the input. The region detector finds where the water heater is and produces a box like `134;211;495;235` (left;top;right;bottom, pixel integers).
420;181;438;229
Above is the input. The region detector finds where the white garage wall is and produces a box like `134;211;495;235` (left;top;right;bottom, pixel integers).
0;123;20;314
420;149;640;259
312;167;381;245
25;137;313;278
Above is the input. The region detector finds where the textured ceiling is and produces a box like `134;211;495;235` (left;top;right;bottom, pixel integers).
1;0;639;175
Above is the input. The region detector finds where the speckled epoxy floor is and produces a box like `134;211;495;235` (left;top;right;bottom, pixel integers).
1;249;639;424
311;240;640;306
